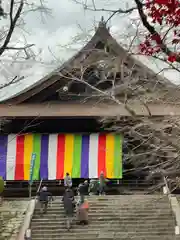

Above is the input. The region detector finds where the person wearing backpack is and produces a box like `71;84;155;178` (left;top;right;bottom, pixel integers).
37;186;53;214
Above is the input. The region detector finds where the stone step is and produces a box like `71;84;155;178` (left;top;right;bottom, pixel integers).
51;202;169;206
45;195;168;199
30;237;176;240
31;216;173;222
31;218;174;224
44;200;169;203
39;199;170;204
53;195;164;198
32;227;174;233
35;203;170;208
31;231;175;237
51;198;168;202
34;213;172;218
31;222;174;229
38;207;169;212
37;201;170;204
33;208;171;213
52;196;168;202
32;214;172;220
42;209;170;215
52;197;168;201
48;202;169;209
31;195;174;240
34;207;172;212
33;213;171;219
35;204;170;209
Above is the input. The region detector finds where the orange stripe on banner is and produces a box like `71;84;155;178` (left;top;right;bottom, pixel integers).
15;135;25;180
56;134;65;179
98;134;106;177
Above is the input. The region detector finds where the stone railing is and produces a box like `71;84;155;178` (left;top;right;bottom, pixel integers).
16;199;36;240
16;179;43;240
163;177;180;235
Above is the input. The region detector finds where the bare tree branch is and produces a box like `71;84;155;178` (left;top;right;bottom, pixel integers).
0;76;18;90
73;0;138;14
5;43;35;50
0;0;24;56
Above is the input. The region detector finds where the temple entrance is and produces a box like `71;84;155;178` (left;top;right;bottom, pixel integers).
1;117;155;198
2;117;122;197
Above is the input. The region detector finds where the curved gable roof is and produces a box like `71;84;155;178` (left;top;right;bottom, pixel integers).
1;20;177;104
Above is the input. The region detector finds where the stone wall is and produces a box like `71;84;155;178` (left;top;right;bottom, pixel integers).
0;199;29;240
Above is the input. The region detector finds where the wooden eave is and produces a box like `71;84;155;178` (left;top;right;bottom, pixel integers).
0;103;180;117
1;22;176;105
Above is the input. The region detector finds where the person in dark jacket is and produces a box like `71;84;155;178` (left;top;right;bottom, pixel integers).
78;180;89;203
62;188;75;229
38;186;53;214
98;171;108;195
62;188;75;217
89;179;99;195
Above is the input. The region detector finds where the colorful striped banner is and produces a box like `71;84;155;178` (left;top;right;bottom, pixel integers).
0;133;123;180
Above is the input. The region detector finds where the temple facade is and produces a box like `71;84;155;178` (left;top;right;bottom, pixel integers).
0;19;179;196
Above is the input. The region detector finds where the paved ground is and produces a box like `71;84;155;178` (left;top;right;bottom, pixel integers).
0;199;29;240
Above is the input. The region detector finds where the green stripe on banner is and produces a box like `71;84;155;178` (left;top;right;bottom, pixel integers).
114;135;122;178
33;134;41;180
72;135;82;177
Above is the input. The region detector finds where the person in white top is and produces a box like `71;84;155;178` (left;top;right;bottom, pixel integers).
64;172;72;188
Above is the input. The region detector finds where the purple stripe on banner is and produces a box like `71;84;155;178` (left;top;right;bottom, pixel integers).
40;135;49;179
81;135;89;178
0;135;8;179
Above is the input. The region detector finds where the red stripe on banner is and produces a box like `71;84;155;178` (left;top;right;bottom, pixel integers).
15;135;25;180
98;134;106;177
56;134;65;179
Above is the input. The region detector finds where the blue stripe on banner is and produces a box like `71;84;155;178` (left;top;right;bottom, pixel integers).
81;135;90;178
40;135;49;179
0;135;8;179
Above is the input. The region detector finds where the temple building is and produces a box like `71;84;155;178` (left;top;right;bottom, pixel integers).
0;19;180;196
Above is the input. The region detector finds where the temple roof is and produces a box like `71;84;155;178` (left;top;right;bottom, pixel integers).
0;19;179;104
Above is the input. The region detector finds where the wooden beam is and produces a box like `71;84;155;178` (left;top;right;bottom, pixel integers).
0;103;180;117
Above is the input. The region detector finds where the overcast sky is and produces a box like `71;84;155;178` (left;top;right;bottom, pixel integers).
21;0;136;62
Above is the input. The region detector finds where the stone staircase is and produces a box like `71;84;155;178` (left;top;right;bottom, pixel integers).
31;195;177;240
0;199;29;240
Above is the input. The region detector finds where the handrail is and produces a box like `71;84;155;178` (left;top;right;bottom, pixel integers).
36;179;43;197
29;179;43;199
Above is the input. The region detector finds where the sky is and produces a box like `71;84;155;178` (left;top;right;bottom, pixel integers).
22;0;135;62
0;0;180;100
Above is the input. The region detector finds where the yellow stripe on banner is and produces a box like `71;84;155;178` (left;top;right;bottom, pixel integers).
64;134;74;178
106;134;115;178
24;134;33;180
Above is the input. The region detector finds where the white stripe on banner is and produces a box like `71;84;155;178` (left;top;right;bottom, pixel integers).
88;134;98;178
48;134;58;180
6;134;16;180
